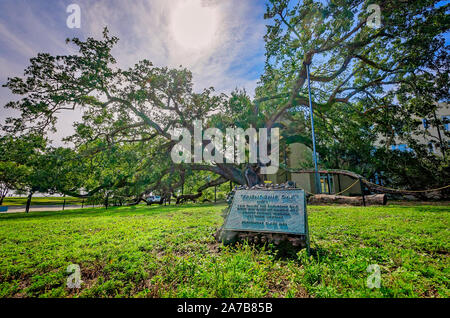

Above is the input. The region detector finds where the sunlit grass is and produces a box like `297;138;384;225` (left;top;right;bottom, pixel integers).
0;203;448;298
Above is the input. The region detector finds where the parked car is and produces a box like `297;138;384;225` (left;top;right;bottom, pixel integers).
145;195;162;205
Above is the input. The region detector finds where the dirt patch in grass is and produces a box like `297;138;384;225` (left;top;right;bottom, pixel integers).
265;270;304;298
12;276;31;298
294;286;311;298
207;242;221;254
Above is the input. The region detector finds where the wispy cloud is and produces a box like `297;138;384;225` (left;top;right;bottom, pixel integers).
78;0;266;93
0;0;266;144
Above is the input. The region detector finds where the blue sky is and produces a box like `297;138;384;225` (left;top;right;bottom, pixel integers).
0;0;267;143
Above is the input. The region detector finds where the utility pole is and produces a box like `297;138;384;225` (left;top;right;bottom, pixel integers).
305;62;321;194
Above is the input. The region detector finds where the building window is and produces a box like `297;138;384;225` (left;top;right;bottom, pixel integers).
319;174;333;194
422;118;429;129
374;172;380;185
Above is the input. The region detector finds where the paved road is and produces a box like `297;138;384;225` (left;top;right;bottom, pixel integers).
0;205;101;213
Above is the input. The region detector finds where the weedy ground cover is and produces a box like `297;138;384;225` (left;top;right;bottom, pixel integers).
0;203;448;297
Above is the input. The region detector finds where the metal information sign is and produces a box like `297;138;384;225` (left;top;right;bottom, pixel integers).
223;189;309;237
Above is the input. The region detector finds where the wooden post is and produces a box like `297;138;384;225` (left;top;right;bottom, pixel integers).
62;194;66;211
337;174;342;193
327;174;332;194
284;145;288;182
82;199;84;208
359;178;366;207
214;185;217;203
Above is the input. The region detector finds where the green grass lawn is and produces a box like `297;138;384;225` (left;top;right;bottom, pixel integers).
0;203;448;298
2;196;84;206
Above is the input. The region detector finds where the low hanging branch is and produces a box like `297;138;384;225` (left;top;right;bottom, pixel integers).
173;176;228;204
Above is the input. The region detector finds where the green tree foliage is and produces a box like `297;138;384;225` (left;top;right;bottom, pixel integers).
257;0;449;189
0;135;75;210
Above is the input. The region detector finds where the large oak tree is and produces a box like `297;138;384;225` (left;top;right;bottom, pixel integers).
2;0;448;199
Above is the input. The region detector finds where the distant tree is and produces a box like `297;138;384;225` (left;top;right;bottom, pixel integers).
0;135;43;211
0;161;27;205
0;135;84;211
0;137;32;205
257;0;449;189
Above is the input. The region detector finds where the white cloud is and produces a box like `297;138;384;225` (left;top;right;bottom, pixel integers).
0;0;266;144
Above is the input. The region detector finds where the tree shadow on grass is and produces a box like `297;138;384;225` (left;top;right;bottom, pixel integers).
0;202;224;221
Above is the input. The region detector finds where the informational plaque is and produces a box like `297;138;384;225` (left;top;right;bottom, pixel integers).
223;189;308;236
